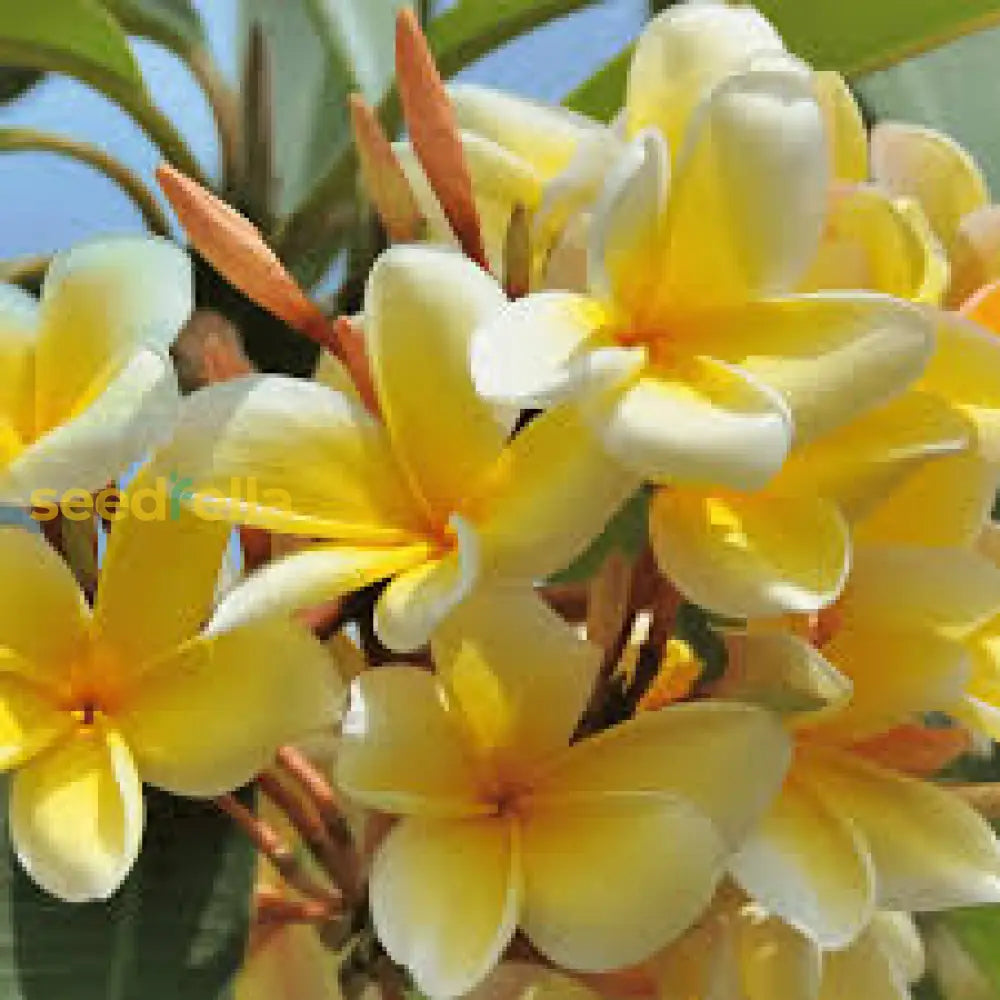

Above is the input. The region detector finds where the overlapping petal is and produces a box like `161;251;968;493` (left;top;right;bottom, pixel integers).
35;236;191;434
650;486;849;618
729;778;875;949
117;617;338;797
805;745;1000;911
371;816;518;1000
432;584;600;773
697;293;934;443
0;284;38;443
521;792;725;971
535;702;791;846
164;375;425;540
337;667;485;817
10;724;144;902
660;68;827;306
364;246;508;517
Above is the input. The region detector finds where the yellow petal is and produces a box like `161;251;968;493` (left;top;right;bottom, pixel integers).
0;527;90;690
374;517;479;653
650;486;848;619
35;236;191;434
661;68;827;306
816;625;972;738
371;816;518;999
771;391;971;524
856;450;996;548
950;204;1000;307
729;778;875;949
2;348;178;502
805;745;1000;911
432;584;600;775
919;311;1000;463
474;404;641;581
364;246;507;519
208;543;432;635
471;292;610;409
536;702;790;847
869;911;925;986
0;284;38;443
234;923;340;1000
118;618;338;797
521;792;725;971
584;360;792;490
839;544;1000;638
799;184;935;301
450;83;596;181
738;907;823;1000
94;462;231;669
814;72;867;184
163;375;426;540
0;673;72;770
588;130;668;313
870;122;989;253
625;3;785;154
11;723;143;901
699;292;933;444
718;632;852;724
819;918;910;1000
337;667;486;817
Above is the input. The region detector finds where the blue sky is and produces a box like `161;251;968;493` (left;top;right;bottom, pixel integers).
0;0;645;259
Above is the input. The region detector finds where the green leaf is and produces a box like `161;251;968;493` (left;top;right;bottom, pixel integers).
856;24;1000;193
563;47;630;121
100;0;206;55
0;67;43;105
0;0;206;182
754;0;1000;78
0;787;255;1000
942;907;1000;994
428;0;596;78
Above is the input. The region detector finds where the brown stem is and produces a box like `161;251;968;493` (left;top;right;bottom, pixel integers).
215;794;338;906
258;772;360;904
254;887;339;926
276;746;351;842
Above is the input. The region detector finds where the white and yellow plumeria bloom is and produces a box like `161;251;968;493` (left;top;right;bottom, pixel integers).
654;887;923;1000
720;583;1000;951
471;63;932;619
0;473;337;902
336;585;790;998
0;237;189;503
164;245;635;652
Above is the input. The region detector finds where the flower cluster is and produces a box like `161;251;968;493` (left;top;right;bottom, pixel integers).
5;4;1000;1000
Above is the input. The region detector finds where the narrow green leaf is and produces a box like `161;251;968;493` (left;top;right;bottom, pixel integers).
101;0;206;55
563;47;630;121
428;0;596;78
0;67;43;105
0;788;255;1000
754;0;1000;77
0;0;206;182
942;907;1000;994
0;127;171;236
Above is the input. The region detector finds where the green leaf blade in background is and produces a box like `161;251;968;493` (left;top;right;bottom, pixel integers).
0;788;255;1000
563;46;629;121
100;0;206;57
0;0;206;181
0;68;43;106
752;0;1000;78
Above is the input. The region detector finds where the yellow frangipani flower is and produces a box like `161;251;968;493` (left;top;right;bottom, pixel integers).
0;236;189;502
717;561;1000;950
653;887;923;1000
164;244;636;652
0;475;337;902
335;585;790;998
